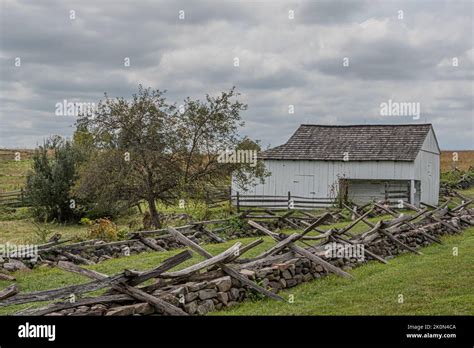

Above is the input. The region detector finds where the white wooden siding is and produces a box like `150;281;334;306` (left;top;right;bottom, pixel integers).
413;128;440;205
232;126;440;206
233;160;415;199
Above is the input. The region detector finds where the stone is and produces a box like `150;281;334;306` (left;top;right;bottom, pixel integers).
216;292;229;305
3;259;29;272
91;304;107;312
0;272;15;281
268;281;281;292
184;292;198;302
266;273;278;281
59;309;74;315
159;293;181;307
281;270;292;280
205;282;217;290
274;263;290;271
105;305;136;316
286;279;297;288
196;299;215;315
184;301;198;314
315;265;324;273
198;289;217;300
186;281;207;292
239;269;256;280
106;303;155;316
303;273;313;282
76;306;89;313
134;303;154;315
210;276;232;292
256;267;274;278
170;286;187;296
229;288;240;301
227;301;239;307
230;277;241;287
279;278;287;288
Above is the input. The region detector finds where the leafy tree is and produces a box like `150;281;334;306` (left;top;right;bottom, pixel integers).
26;136;82;222
74;85;267;228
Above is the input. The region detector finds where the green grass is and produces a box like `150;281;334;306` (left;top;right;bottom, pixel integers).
0;158;32;192
458;186;474;200
0;236;276;315
214;228;474;316
0;219;91;244
0;151;473;315
1;224;472;316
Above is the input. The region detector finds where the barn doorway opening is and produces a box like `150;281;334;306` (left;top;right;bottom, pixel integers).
341;179;420;207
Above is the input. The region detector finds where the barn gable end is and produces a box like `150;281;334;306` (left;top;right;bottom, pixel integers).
232;124;440;207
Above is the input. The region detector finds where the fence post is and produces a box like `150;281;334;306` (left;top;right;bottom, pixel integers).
288;191;291;210
236;191;240;213
20;188;24;205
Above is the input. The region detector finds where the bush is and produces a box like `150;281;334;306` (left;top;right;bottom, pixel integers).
79;217;92;225
88;218;118;241
26;136;83;222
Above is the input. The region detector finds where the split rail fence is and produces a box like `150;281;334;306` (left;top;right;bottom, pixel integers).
1;191;472;316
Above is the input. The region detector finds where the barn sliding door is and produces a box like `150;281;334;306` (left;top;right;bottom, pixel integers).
291;174;316;197
346;179;411;206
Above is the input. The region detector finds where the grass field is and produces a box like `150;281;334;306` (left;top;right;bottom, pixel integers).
0;148;473;316
0;158;32;192
440;150;474;171
215;227;474;316
2;149;472;191
0;222;472;316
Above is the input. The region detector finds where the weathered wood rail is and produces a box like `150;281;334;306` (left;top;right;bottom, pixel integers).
1;195;472;316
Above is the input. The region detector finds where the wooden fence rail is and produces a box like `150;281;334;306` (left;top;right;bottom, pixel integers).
232;191;336;211
0;189;27;206
1;196;471;316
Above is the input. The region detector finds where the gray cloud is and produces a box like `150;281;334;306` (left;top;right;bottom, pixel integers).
0;0;473;150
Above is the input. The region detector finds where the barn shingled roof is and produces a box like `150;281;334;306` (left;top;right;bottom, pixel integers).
259;124;433;162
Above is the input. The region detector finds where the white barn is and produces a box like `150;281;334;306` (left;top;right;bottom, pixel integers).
233;124;440;207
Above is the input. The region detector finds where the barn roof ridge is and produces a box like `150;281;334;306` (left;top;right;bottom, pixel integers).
260;124;433;162
298;123;433;127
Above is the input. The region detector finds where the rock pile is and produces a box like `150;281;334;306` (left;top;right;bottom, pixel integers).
2;200;472;317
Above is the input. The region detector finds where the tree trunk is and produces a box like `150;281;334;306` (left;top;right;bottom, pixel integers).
147;198;162;228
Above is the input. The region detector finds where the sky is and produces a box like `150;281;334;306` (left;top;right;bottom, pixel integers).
0;0;473;150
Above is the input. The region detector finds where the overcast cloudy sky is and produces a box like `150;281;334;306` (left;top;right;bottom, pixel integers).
0;0;473;150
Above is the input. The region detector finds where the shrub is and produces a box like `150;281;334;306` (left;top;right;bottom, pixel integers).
26;136;83;222
79;217;92;225
88;218;118;241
